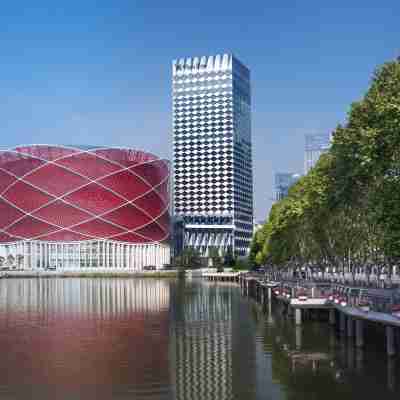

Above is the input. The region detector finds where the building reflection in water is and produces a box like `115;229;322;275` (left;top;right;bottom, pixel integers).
169;281;257;400
0;278;172;400
261;303;400;400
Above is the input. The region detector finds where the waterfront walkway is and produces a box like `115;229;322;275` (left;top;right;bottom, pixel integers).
229;273;400;358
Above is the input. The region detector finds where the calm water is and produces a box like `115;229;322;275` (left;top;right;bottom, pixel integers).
0;278;398;399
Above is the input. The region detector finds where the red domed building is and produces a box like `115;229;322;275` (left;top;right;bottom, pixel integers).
0;145;170;270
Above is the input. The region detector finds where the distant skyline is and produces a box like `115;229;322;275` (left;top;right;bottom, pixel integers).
0;1;399;220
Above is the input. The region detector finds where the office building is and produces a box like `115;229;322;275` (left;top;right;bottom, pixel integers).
304;133;331;173
172;54;253;256
274;172;301;201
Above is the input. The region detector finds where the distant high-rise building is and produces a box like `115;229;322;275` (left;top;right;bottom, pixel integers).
172;54;253;257
304;133;331;173
274;172;301;201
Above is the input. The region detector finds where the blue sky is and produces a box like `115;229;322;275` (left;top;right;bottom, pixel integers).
1;1;399;220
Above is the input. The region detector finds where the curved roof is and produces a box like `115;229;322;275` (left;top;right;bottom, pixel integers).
0;145;170;244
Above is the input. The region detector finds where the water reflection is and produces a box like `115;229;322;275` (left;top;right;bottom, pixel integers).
261;299;400;400
0;278;172;400
0;279;399;400
171;281;257;400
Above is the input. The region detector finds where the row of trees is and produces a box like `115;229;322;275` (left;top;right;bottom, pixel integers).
172;247;249;272
250;59;400;274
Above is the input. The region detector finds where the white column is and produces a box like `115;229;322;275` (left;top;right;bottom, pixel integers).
104;242;107;268
39;244;42;268
33;243;37;269
84;243;87;268
66;244;69;269
135;246;138;271
104;242;106;268
79;243;82;269
295;308;302;325
24;242;28;269
97;240;101;268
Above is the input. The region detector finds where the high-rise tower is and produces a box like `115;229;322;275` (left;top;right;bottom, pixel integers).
172;54;253;257
274;172;301;202
304;133;331;173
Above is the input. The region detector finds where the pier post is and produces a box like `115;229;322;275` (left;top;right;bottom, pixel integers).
267;287;272;300
347;317;354;338
287;305;294;317
387;358;396;391
295;308;302;325
339;312;346;332
355;319;364;348
347;342;355;369
355;348;364;372
295;326;302;349
329;308;336;325
386;326;396;357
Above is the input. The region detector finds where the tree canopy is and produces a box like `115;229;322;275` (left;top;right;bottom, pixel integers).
251;59;400;272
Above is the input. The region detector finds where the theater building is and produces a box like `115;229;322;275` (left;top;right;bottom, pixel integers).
0;145;170;270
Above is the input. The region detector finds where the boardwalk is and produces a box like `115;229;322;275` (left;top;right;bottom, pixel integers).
237;273;400;358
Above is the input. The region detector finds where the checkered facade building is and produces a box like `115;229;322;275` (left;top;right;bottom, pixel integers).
172;54;253;256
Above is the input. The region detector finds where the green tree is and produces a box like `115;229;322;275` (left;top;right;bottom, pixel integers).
255;58;400;274
172;247;203;275
209;247;223;272
223;247;235;268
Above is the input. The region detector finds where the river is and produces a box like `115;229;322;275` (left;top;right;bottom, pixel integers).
0;278;398;399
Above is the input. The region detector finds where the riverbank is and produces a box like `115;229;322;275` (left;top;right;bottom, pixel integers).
240;274;400;358
0;267;243;279
0;270;180;278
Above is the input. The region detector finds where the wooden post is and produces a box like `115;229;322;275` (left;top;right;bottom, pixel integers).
356;319;364;348
340;312;346;332
347;316;354;338
295;326;302;349
329;308;336;325
386;326;396;357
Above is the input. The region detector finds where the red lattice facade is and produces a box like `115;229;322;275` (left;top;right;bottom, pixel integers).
0;145;170;244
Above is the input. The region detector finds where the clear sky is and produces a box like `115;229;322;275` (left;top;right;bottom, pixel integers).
1;1;399;220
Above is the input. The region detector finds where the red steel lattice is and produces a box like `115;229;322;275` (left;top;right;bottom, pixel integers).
0;145;170;244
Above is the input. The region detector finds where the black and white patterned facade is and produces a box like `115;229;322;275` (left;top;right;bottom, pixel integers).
172;54;253;256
